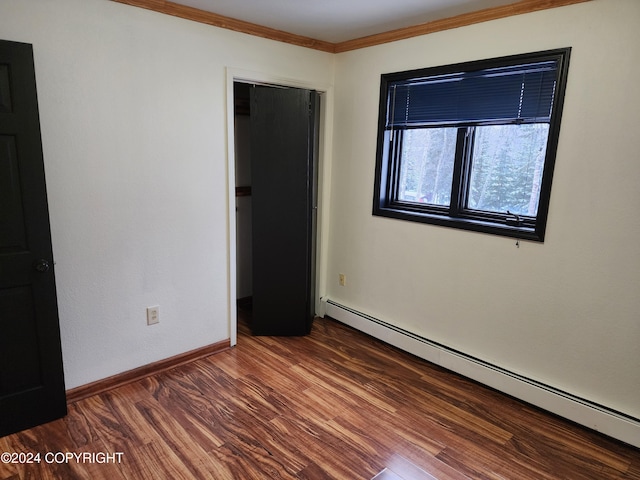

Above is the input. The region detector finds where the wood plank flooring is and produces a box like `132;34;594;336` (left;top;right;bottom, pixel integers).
1;312;639;479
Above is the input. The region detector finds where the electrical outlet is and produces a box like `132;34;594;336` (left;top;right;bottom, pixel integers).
147;306;159;325
339;273;346;286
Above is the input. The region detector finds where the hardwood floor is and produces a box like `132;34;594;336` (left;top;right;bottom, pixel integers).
1;313;639;479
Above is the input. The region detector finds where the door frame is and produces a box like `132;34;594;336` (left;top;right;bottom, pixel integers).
225;68;334;345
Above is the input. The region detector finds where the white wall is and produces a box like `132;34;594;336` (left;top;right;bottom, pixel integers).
327;0;640;422
2;0;638;440
0;0;334;389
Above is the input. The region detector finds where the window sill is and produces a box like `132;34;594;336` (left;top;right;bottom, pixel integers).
373;205;543;241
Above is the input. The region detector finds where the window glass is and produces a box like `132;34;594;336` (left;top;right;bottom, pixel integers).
398;128;457;206
468;124;549;216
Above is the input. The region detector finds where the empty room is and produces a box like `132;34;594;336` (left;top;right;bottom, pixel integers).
1;0;639;478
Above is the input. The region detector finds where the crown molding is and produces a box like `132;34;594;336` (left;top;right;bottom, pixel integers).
334;0;592;53
111;0;336;52
112;0;592;54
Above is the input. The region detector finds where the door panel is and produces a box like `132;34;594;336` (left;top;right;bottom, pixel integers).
1;135;28;251
0;286;42;395
249;85;319;336
0;39;66;437
0;65;11;112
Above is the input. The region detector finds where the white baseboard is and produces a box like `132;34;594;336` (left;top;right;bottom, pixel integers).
323;299;640;448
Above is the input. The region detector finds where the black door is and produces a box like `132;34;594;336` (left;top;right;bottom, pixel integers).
0;40;66;437
249;85;319;336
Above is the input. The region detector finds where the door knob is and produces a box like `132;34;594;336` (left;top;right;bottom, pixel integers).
33;259;50;273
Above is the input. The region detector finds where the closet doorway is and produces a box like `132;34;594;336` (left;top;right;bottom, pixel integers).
234;82;320;336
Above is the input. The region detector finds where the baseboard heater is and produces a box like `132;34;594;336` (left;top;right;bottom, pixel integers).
323;299;640;448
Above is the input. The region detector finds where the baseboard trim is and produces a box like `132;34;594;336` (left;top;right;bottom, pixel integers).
324;299;640;448
66;339;231;403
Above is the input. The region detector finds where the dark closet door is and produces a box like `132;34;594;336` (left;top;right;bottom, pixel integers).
0;40;67;437
249;85;319;336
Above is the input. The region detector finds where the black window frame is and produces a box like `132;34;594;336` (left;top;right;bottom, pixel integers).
372;48;571;242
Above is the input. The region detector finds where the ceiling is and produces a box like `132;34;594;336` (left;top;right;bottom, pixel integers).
169;0;520;43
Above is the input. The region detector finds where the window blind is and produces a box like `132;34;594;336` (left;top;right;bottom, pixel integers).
387;61;558;128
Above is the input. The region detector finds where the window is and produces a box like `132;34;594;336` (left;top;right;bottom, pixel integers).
373;48;571;241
